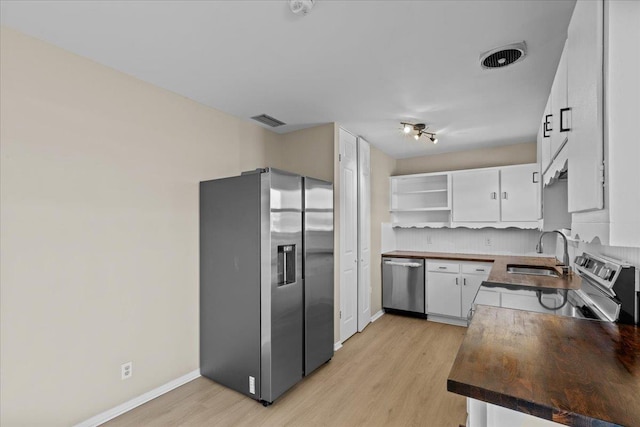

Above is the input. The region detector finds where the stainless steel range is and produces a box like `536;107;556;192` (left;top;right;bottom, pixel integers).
471;252;638;324
572;252;638;324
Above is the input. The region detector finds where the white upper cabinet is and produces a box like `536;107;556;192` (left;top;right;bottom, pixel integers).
500;164;540;222
452;164;539;224
572;0;640;246
567;0;604;213
391;164;540;228
536;0;640;246
540;96;552;172
550;40;569;159
452;169;500;222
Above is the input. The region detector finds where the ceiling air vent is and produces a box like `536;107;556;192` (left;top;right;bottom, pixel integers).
480;41;527;69
251;114;286;128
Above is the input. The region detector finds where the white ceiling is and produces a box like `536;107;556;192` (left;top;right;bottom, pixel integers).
0;0;576;159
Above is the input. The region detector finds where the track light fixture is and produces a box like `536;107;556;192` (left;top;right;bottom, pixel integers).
400;122;438;144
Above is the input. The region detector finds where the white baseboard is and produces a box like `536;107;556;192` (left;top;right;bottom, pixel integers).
74;369;201;427
333;341;343;351
370;310;384;322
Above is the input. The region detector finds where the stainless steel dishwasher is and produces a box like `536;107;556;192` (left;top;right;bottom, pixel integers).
382;257;425;315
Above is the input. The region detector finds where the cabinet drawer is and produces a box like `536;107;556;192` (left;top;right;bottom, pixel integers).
461;262;493;275
427;261;460;273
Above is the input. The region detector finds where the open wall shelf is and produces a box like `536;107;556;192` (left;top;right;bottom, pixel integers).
390;172;451;227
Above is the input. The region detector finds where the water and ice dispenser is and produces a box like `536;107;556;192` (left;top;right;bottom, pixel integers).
277;244;296;285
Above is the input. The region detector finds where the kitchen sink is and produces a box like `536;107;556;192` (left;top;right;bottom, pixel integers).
506;265;561;277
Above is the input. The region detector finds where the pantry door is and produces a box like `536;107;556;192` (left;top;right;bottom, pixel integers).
339;128;358;342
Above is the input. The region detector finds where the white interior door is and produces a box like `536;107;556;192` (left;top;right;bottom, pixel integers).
357;137;371;332
339;129;358;342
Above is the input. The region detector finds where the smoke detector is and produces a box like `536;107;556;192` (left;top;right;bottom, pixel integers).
480;41;527;69
289;0;315;15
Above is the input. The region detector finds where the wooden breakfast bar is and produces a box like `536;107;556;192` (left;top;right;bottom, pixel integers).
447;305;640;427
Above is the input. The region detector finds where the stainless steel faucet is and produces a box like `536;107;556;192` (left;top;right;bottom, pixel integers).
536;230;571;276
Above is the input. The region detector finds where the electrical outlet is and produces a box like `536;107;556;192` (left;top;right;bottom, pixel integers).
427;236;433;244
485;238;492;246
121;362;133;380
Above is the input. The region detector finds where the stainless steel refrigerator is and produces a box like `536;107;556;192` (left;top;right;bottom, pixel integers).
200;168;333;406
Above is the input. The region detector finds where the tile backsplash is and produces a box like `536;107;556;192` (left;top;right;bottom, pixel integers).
393;227;553;256
387;226;640;271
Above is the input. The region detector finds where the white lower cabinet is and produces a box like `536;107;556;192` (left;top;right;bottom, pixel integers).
474;289;501;306
427;271;461;317
461;274;485;319
468;399;564;427
426;260;491;323
474;288;564;315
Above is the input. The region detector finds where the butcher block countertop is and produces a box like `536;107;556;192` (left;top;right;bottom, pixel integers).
447;306;640;427
382;251;581;290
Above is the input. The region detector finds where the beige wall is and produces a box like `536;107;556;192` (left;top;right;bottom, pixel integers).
369;147;397;314
277;124;335;182
0;27;333;426
394;142;537;175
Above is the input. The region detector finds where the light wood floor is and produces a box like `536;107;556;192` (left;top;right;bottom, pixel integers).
105;314;468;427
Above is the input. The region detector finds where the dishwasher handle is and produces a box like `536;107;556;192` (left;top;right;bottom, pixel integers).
384;260;422;268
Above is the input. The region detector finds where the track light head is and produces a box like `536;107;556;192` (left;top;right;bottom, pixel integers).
400;122;438;144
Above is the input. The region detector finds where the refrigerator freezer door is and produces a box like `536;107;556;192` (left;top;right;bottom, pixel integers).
303;177;334;376
260;170;304;403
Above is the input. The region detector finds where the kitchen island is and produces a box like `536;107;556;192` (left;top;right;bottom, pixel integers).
448;305;640;427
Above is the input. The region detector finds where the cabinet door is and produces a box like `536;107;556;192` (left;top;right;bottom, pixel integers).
426;272;461;317
550;40;569;158
500;164;540;222
452;169;500;222
540;96;552;172
567;0;604;212
461;274;485;320
501;291;563;315
474;289;500;307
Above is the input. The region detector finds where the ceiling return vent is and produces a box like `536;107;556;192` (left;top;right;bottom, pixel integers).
251;114;286;127
480;41;527;69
